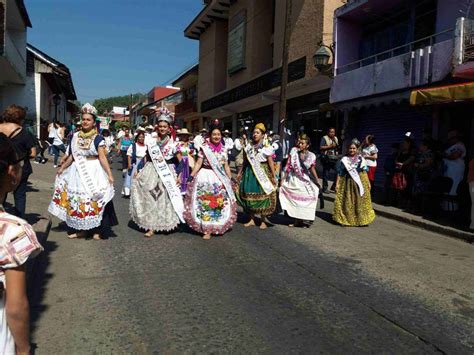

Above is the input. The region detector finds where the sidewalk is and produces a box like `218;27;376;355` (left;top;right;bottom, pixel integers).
322;191;474;243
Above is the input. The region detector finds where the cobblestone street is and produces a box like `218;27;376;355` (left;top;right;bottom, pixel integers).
16;162;473;353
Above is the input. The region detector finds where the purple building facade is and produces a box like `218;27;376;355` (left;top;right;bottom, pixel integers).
330;0;474;190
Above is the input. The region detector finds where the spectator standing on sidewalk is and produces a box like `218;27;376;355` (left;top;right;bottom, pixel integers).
383;143;399;205
468;157;474;230
443;129;466;197
223;130;234;158
0;133;43;355
50;122;66;168
319;127;340;193
361;135;378;189
0;105;36;219
271;133;284;181
395;135;416;207
233;128;247;172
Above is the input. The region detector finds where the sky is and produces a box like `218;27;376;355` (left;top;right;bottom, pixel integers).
26;0;203;103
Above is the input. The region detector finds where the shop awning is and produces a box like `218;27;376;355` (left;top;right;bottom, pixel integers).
410;82;474;106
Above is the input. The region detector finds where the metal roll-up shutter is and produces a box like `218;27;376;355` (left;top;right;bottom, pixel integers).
352;104;432;187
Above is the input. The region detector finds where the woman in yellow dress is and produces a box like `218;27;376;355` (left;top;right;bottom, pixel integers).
333;140;375;226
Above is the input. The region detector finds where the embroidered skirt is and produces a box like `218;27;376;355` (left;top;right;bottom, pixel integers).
48;160;116;230
279;172;318;221
129;162;179;232
184;167;237;235
235;163;277;215
332;172;375;226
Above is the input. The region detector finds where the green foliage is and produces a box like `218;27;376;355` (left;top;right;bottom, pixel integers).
114;122;130;130
93;93;146;114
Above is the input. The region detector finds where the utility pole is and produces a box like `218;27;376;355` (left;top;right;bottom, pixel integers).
129;93;133;129
278;0;293;140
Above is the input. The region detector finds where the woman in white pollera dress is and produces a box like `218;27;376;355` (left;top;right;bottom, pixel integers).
279;134;320;227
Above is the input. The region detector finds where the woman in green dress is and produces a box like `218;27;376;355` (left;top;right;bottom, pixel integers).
236;123;277;229
333;140;375;226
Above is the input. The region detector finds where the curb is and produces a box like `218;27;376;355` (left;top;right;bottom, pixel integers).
323;194;474;244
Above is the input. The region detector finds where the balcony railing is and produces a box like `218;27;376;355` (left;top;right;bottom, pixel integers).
463;20;474;62
337;28;454;75
4;31;26;79
175;99;197;115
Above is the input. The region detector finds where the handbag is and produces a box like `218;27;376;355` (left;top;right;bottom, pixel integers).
391;172;407;190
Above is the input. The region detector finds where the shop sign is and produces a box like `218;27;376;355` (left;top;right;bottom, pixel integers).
97;116;110;129
227;10;247;74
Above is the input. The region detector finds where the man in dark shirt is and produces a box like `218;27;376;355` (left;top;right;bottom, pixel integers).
319;127;340;193
0;105;36;218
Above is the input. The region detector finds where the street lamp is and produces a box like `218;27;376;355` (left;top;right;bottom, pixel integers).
313;42;334;72
52;94;61;123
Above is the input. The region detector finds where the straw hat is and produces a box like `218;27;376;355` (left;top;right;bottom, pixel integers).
177;128;192;136
447;130;461;140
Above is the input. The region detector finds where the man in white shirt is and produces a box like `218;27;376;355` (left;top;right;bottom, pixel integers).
223;130;234;157
144;125;154;146
233;128;248;171
193;128;207;152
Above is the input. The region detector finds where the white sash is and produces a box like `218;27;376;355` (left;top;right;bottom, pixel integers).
244;144;275;195
147;142;185;223
71;134;103;200
201;145;236;202
341;156;365;197
289;148;318;197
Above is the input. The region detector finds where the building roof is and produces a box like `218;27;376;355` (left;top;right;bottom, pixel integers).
27;43;77;100
184;0;231;40
15;0;32;28
148;86;180;101
172;64;199;88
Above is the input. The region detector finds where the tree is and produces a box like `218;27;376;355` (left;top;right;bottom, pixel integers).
93;93;146;114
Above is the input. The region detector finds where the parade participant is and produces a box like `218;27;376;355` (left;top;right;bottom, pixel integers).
279;134;319;227
333;139;375;226
49;103;117;240
175;128;195;195
129;114;183;237
236;123;277;230
117;127;132;172
0;134;43;355
184;120;237;240
122;131;147;198
223;129;234;157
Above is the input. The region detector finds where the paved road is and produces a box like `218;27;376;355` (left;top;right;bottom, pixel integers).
18;162;474;353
